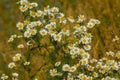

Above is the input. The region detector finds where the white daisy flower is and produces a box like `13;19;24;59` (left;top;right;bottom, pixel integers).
53;34;62;42
77;15;86;23
16;22;24;30
70;47;80;56
83;45;91;51
31;2;38;8
81;59;88;66
45;24;52;30
49;69;57;77
44;5;50;13
27;41;33;46
12;73;19;77
36;21;42;26
62;64;70;71
68;16;75;23
13;56;20;62
70;66;77;72
80;37;89;44
60;17;67;24
30;29;37;35
24;30;31;38
80;26;87;32
90;18;100;24
48;30;56;37
17;44;24;49
30;11;36;17
19;6;28;12
8;62;16;69
78;48;85;55
39;29;48;36
68;44;75;49
59;13;65;18
116;51;120;59
82;52;90;59
36;10;43;17
51;7;59;13
61;29;70;36
20;0;28;5
87;22;95;28
77;73;84;79
50;19;56;25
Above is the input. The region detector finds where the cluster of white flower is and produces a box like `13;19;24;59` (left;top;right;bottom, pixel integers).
101;77;118;80
8;34;23;43
87;18;100;28
3;0;120;80
1;74;8;80
8;53;21;70
112;35;119;42
8;34;17;42
19;0;38;12
77;73;93;80
13;53;21;62
106;51;120;59
23;61;30;66
106;51;115;56
7;53;22;79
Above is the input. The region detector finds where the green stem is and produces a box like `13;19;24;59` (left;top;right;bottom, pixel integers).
27;48;32;80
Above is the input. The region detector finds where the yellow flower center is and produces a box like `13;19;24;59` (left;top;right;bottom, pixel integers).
42;31;46;35
56;36;60;39
52;70;57;74
65;66;69;70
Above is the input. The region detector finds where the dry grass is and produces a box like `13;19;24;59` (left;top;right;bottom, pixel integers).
0;0;120;80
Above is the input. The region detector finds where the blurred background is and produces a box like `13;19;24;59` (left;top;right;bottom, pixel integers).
0;0;120;79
